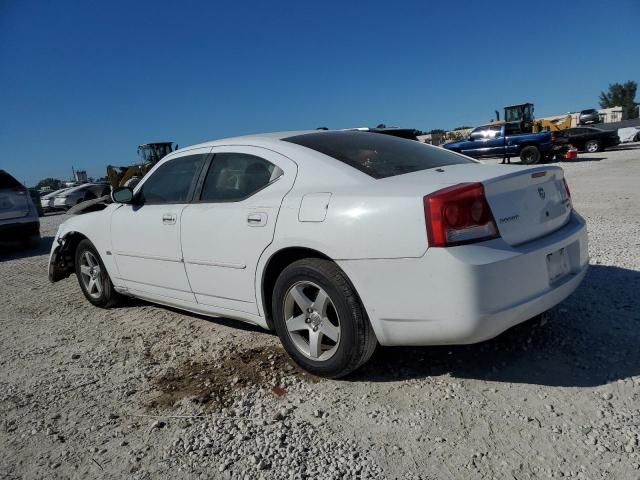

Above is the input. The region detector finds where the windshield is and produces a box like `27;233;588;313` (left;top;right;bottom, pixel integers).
283;131;474;179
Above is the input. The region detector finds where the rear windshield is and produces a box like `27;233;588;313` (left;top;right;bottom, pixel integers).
0;171;21;189
283;131;474;179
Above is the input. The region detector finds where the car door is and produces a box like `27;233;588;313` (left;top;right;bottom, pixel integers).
110;149;210;302
566;128;588;149
461;126;502;157
483;125;506;157
180;146;297;314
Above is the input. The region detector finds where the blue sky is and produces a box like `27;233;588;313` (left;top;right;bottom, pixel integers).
1;0;639;185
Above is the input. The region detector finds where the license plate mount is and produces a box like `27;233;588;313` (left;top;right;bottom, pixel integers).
547;247;571;283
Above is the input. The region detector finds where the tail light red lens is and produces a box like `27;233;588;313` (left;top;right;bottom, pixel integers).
423;182;499;247
12;185;27;194
562;178;571;198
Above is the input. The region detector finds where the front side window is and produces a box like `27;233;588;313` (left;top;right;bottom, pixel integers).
200;153;283;201
138;154;205;204
487;125;503;137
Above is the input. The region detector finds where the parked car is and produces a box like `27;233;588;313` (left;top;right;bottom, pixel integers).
578;109;601;126
617;126;640;143
52;184;110;210
49;131;588;377
443;123;568;164
0;169;40;247
41;188;70;212
559;127;620;153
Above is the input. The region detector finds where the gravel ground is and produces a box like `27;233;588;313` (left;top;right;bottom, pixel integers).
1;145;639;479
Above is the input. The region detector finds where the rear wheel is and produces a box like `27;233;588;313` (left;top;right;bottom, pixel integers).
520;146;541;165
75;239;122;308
585;140;601;153
272;258;377;378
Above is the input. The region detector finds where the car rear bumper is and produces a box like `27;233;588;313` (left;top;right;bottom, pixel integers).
338;211;588;346
0;219;40;240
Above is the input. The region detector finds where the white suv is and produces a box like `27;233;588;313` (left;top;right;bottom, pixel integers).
0;170;40;248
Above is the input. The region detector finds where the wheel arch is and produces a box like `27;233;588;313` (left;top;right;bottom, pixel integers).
260;246;338;329
49;230;89;282
516;142;538;153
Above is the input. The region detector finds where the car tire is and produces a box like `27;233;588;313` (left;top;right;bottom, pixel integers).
272;258;377;378
585;140;601;153
74;239;122;308
519;146;541;165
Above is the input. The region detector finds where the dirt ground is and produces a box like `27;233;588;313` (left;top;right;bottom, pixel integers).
1;145;640;479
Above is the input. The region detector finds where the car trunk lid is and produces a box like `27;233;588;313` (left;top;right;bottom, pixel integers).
482;167;570;245
383;163;571;246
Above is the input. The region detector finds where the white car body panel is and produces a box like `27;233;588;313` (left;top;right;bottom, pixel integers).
181;145;297;314
50;131;589;347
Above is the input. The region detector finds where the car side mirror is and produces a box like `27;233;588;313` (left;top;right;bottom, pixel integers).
111;186;134;204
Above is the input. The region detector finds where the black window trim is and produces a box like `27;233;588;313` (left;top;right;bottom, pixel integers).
191;152;285;204
134;152;211;206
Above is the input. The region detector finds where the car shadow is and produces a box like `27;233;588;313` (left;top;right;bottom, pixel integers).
564;156;606;163
482;156;605;166
0;236;54;261
346;264;640;387
610;142;640;152
112;298;267;334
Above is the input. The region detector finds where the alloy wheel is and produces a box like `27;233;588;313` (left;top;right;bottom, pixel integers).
79;250;103;299
586;141;599;153
283;281;341;361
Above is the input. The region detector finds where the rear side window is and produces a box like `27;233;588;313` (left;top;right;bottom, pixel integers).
200;153;283;201
138;154;206;204
0;171;21;189
283;131;473;179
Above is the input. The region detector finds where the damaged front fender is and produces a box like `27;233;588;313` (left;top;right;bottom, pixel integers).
48;233;79;283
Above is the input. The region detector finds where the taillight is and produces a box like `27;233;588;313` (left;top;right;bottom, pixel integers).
562;178;571;198
423;182;499;247
12;185;27;194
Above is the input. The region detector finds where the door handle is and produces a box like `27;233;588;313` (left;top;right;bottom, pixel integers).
162;213;177;225
247;212;267;227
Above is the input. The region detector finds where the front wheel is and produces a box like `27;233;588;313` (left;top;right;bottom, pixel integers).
272;258;377;378
585;140;601;153
75;239;122;308
520;146;541;165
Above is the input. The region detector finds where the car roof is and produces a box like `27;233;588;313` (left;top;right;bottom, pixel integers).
184;130;318;150
64;183;99;193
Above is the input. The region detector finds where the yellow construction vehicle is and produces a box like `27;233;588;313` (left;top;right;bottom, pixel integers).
490;103;572;133
532;115;572;132
106;142;177;188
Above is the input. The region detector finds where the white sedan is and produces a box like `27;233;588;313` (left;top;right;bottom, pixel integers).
49;130;588;377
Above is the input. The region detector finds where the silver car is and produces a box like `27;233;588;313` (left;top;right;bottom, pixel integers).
41;188;71;212
0;170;40;248
53;184;110;210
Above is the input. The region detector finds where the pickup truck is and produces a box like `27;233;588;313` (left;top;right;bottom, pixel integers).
443;123;568;164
